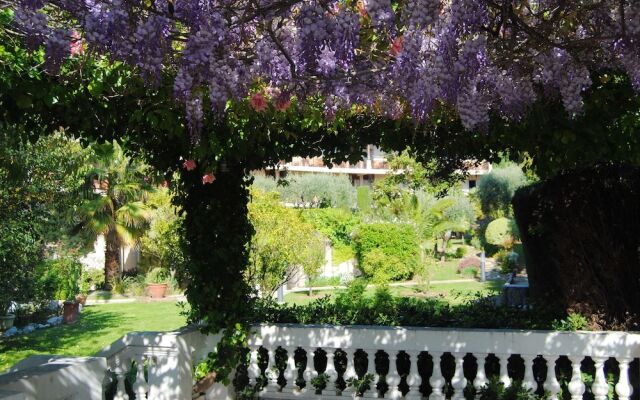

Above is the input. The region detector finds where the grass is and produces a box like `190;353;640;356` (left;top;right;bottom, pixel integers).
284;279;505;306
429;259;466;281
0;301;186;372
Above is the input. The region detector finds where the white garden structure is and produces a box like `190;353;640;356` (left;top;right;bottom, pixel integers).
0;324;638;400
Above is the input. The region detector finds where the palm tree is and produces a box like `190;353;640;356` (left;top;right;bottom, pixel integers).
416;194;475;262
76;141;152;289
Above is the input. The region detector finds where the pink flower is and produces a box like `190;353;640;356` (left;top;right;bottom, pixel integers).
183;159;197;171
390;36;404;57
202;173;216;184
70;31;84;56
249;92;268;112
274;93;292;112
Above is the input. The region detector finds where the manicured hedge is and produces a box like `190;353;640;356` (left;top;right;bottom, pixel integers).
352;223;420;281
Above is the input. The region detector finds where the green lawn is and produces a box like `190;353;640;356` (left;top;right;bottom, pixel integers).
429;259;468;281
284;279;504;306
0;301;186;372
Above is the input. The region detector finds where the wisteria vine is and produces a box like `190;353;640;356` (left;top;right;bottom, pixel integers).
9;0;640;133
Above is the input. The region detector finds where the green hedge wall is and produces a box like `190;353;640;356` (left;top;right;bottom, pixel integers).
353;223;420;281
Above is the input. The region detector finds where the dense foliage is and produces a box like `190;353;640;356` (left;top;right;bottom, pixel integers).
250;282;565;329
253;173;356;208
513;164;640;330
353;223;420;282
476;162;528;218
0;129;88;313
246;190;324;295
139;187;185;274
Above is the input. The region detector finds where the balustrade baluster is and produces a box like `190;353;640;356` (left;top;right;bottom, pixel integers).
114;355;130;400
473;353;488;400
543;356;561;400
247;347;261;389
283;346;298;393
325;349;338;395
302;347;316;395
386;351;402;399
451;353;467;400
360;349;379;399
428;352;445;400
405;351;422;400
567;356;585;400
591;357;609;400
342;349;358;396
132;355;148;400
521;355;537;392
615;358;633;400
267;348;280;392
497;354;511;388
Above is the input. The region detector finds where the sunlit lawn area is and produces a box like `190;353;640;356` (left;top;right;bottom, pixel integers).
0;301;186;372
285;279;505;306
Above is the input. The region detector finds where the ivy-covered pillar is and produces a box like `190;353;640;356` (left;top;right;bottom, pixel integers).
176;163;254;332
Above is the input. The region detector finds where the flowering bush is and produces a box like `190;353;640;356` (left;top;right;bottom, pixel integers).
457;256;481;274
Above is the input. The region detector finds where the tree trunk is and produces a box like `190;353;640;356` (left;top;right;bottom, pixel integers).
104;233;120;290
440;231;452;262
513;164;640;330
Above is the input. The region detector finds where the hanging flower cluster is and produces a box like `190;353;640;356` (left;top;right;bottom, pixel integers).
11;0;640;132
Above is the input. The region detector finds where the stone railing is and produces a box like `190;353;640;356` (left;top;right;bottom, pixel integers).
1;325;639;400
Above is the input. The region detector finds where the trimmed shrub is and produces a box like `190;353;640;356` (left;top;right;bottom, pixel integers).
353;223;420;281
454;246;468;258
513;164;640;329
495;250;519;274
301;208;359;247
485;217;519;249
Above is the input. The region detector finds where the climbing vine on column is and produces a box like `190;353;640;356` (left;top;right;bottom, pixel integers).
175;164;254;332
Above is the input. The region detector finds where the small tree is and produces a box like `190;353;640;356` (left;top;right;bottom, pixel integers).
76;141;152;288
476;163;528;218
418;194;477;261
139;187;184;274
247;190;324;296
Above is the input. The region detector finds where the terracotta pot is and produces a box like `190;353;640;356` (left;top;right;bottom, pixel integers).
62;301;80;325
0;314;15;330
147;283;168;299
75;294;87;306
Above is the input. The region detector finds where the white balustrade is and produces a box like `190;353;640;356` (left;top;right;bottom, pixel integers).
544;356;562;400
363;349;379;399
301;347;316;395
616;358;633;400
521;355;537;392
405;350;422;400
387;351;402;399
2;325;639;400
472;353;488;400
451;353;467;400
429;352;446;400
